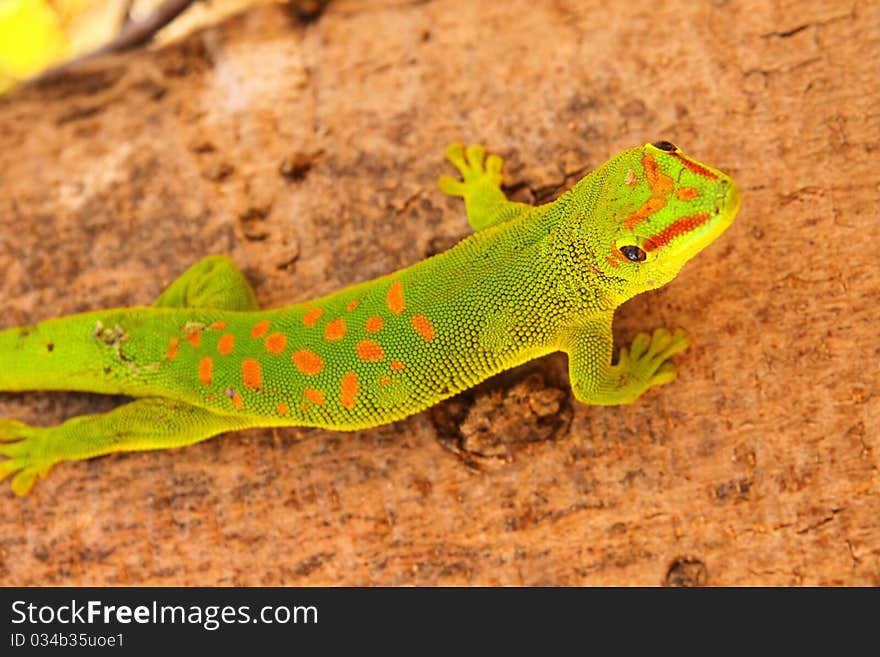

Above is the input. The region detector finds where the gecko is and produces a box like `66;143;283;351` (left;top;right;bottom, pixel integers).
0;140;740;495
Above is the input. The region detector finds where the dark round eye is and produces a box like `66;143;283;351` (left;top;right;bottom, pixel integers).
651;140;677;152
619;245;647;262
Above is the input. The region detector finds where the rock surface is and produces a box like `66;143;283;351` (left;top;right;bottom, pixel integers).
0;0;877;585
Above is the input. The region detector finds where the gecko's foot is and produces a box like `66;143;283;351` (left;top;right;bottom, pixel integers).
0;420;53;496
618;328;690;392
438;142;504;198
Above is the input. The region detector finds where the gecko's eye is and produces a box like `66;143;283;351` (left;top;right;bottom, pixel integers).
651;140;677;152
619;245;647;262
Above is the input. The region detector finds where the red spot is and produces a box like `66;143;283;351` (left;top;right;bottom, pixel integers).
365;316;384;333
324;318;346;341
217;334;235;356
303;307;323;328
672;152;718;180
390;360;405;371
264;333;287;354
210;321;227;330
605;256;619;268
676;187;700;201
166;337;180;361
251;320;270;338
292;349;323;375
410;314;435;341
231;392;244;411
386;280;405;315
187;331;202;348
645;213;711;250
357;339;384;361
242;358;262;389
346;299;359;312
378;376;391;386
304;388;326;406
340;372;358;409
277;402;289;416
198;357;213;386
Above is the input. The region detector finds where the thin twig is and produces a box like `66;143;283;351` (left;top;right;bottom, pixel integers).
31;0;198;83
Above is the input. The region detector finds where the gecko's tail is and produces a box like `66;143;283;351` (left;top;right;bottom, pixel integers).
0;309;166;395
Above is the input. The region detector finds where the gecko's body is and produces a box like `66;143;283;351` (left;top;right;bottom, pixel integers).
0;141;740;494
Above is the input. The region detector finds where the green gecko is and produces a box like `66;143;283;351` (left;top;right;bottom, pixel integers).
0;140;740;495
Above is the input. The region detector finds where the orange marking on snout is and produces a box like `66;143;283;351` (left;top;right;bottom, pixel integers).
250;320;270;338
165;337;180;361
357;339;384;361
672;152;718;180
324;318;346;341
187;331;202;348
217;333;235;356
242;358;262;389
292;349;323;375
277;402;289;416
621;153;676;230
390;360;405;371
340;372;359;409
365;316;384;333
644;213;711;251
198;357;213;386
386;280;405;315
304;388;326;406
410;314;435;341
210;321;227;330
264;332;287;354
303;307;323;327
346;299;359;312
676;186;700;201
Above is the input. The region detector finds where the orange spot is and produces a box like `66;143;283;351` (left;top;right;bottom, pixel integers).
390;360;405;371
231;392;244;411
165;337;180;361
386;280;405;315
198;356;213;386
277;402;289;416
378;376;391;386
301;404;308;412
645;213;711;250
217;333;235;356
676;187;700;201
606;255;619;268
410;314;435;341
292;349;324;375
324;318;346;341
357;339;384;361
251;320;270;338
304;388;326;406
210;320;227;330
365;316;384;333
265;332;287;354
302;308;323;328
340;372;358;409
623;195;667;230
346;299;359;312
187;331;202;348
242;358;262;389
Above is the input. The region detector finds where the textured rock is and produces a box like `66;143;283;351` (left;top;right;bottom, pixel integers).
0;0;877;585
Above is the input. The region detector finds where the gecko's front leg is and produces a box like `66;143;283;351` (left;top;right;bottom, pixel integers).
564;315;690;406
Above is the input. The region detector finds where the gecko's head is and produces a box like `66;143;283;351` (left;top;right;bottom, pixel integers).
579;141;741;298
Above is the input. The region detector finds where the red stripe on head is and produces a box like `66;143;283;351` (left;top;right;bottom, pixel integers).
671;153;718;180
644;213;711;251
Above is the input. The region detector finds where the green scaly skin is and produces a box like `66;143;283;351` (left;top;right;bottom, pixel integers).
0;141;741;495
